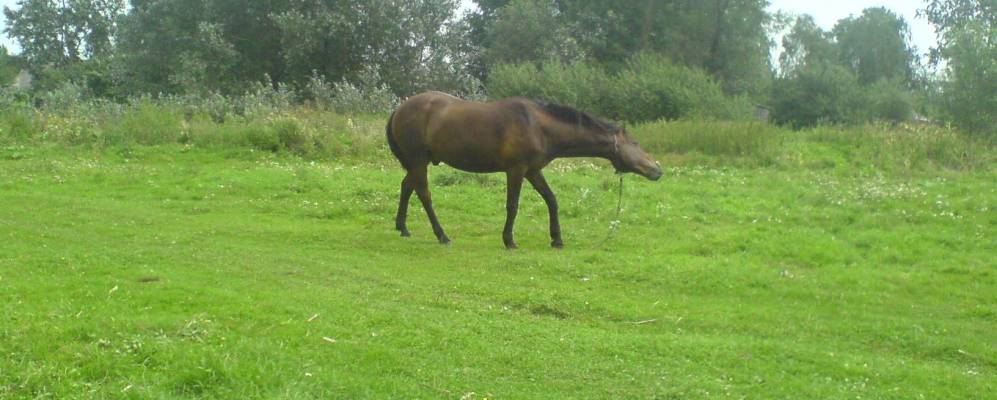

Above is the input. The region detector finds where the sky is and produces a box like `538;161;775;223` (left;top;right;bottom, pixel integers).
1;0;939;59
768;0;938;58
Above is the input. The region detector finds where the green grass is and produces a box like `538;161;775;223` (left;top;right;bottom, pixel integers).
0;137;994;398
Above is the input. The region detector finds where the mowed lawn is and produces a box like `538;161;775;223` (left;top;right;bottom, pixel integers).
0;145;994;399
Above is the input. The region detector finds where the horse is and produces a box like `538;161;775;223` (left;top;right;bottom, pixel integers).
385;91;662;249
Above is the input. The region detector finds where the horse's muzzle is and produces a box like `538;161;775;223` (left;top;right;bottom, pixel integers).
645;167;663;181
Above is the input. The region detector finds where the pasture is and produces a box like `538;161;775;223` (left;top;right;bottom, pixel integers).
0;115;994;398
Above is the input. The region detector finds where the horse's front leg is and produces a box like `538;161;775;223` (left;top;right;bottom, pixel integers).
526;170;562;248
412;164;450;244
503;168;526;249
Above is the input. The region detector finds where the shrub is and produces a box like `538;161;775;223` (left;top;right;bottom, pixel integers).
865;79;914;123
239;78;297;119
271;117;314;156
306;68;398;115
771;64;867;128
614;53;752;121
37;82;87;114
486;55;751;123
246;125;281;153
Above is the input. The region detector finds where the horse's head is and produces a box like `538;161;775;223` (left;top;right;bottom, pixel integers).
610;129;662;181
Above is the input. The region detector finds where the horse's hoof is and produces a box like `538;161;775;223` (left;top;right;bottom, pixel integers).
505;243;518;250
439;236;451;245
399;230;411;237
551;240;564;249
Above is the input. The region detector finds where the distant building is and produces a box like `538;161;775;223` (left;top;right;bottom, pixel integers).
754;105;770;121
11;69;31;91
912;111;931;124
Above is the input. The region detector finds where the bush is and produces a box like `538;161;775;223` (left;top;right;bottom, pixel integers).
486;55;751;123
771;64;920;129
866;79;914;123
305;68;398;115
771;64;867;128
271;117;314;156
614;53;752;121
240;79;297;119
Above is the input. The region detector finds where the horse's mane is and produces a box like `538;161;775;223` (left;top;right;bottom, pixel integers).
532;100;619;134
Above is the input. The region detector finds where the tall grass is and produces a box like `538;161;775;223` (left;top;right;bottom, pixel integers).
1;97;991;173
0;100;388;159
630;119;991;171
632;120;782;162
798;123;991;171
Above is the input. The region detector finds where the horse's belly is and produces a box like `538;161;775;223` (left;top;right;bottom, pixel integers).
439;156;503;173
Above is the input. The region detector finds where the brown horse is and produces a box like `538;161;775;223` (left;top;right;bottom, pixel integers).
386;91;662;249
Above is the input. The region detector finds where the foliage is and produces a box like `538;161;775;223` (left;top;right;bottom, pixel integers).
114;0;278;95
0;46;23;84
865;79;915;124
773;11;921;129
487;54;751;123
470;0;773;97
778;15;838;77
832;7;917;86
937;21;996;137
771;64;865;128
2;0;124;66
922;0;996;137
483;0;582;66
614;53;753;122
110;0;471;97
305;68;400;115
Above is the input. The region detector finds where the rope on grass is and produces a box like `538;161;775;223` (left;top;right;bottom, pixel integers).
598;174;625;247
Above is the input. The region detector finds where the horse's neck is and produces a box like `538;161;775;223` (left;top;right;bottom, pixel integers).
543;120;615;159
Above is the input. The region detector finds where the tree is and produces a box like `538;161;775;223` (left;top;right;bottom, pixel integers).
771;63;866;128
1;46;22;84
470;0;773;97
922;0;996;136
113;0;470;96
483;0;581;66
115;0;285;95
833;7;917;86
275;0;470;96
3;0;124;66
779;15;837;77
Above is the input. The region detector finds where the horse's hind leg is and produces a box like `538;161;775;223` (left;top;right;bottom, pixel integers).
411;164;450;244
395;173;414;237
502;168;527;249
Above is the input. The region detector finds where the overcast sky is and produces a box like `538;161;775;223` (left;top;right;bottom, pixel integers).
1;0;939;58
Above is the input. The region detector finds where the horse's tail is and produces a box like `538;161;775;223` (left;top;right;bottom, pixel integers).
385;110;407;170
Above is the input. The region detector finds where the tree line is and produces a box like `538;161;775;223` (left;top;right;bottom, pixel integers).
1;0;993;136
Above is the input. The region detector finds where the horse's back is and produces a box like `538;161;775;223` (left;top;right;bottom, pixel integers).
390;92;542;172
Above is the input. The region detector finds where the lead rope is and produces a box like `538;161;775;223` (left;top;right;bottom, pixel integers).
598;175;625;247
600;134;626;247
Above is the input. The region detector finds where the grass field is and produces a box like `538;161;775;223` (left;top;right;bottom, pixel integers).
1;118;995;398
